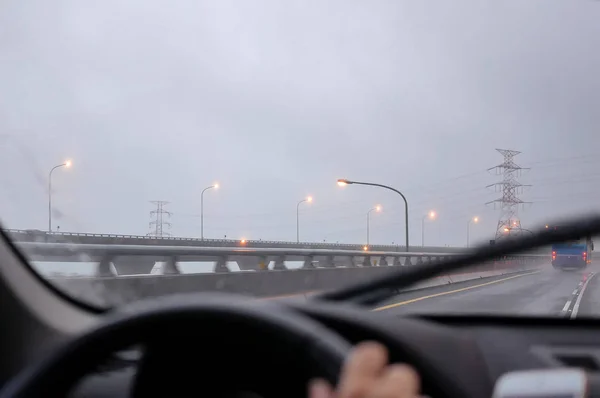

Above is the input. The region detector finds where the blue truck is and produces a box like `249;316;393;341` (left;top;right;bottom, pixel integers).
549;225;593;270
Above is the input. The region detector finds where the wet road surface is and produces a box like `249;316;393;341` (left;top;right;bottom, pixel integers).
376;264;600;318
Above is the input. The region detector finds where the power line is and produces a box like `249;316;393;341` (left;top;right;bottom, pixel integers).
170;153;600;222
165;153;600;236
171;168;600;233
486;149;531;241
147;200;172;237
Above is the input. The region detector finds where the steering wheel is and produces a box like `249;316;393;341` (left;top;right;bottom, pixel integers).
0;293;352;398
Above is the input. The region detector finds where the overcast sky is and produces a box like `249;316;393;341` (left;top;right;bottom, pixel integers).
1;0;599;248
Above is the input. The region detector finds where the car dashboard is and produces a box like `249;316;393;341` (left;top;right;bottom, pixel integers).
67;300;600;398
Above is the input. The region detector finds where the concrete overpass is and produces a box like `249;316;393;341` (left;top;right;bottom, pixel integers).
6;228;479;273
18;241;546;276
9;235;549;309
5;229;466;253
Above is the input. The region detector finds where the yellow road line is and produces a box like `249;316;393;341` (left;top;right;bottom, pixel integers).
373;270;540;311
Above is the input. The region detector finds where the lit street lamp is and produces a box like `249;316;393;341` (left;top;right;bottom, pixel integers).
296;196;313;243
48;160;71;232
201;183;219;240
338;179;410;251
467;216;479;247
421;210;436;247
366;205;382;245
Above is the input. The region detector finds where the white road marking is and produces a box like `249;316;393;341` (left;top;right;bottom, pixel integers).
571;273;596;319
562;301;572;312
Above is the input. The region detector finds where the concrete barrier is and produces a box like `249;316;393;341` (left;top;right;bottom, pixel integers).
50;259;547;308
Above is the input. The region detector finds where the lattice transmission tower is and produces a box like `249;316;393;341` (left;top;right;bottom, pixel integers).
486;149;531;240
147;200;172;237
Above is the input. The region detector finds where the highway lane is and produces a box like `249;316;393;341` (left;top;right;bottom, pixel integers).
375;264;600;318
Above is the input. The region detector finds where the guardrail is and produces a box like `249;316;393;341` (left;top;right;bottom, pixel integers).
6;228;390;245
3;228;464;252
7;229;248;242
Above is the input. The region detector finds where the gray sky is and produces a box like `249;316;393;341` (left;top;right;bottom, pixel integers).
1;0;599;247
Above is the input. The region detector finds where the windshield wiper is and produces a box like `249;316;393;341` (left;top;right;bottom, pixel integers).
314;214;600;306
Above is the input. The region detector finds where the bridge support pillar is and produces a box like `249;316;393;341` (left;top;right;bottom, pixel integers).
302;256;315;268
162;257;181;275
405;256;413;266
362;256;372;267
392;256;402;266
416;256;423;265
379;256;389;266
273;256;287;270
346;256;356;267
96;257;115;277
214;256;230;273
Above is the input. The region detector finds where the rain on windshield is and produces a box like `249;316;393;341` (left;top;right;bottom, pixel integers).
1;1;600;316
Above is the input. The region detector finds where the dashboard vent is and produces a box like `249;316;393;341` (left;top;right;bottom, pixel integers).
531;345;600;371
553;354;599;370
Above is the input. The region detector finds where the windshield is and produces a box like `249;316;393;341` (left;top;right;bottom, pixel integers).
2;1;600;316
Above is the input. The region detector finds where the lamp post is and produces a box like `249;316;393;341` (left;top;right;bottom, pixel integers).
338;179;410;251
201;183;219;240
467;216;479;248
296;196;313;243
366;205;382;245
48;160;71;232
421;210;436;247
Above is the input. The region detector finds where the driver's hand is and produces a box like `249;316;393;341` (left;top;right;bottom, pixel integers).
309;341;421;398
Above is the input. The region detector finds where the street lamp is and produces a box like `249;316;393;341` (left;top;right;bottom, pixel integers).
296;196;313;243
467;216;479;248
48;160;72;232
201;183;219;240
421;210;436;247
337;179;410;251
366;205;382;245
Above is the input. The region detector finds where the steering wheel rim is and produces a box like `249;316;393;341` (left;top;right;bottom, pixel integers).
0;293;352;398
